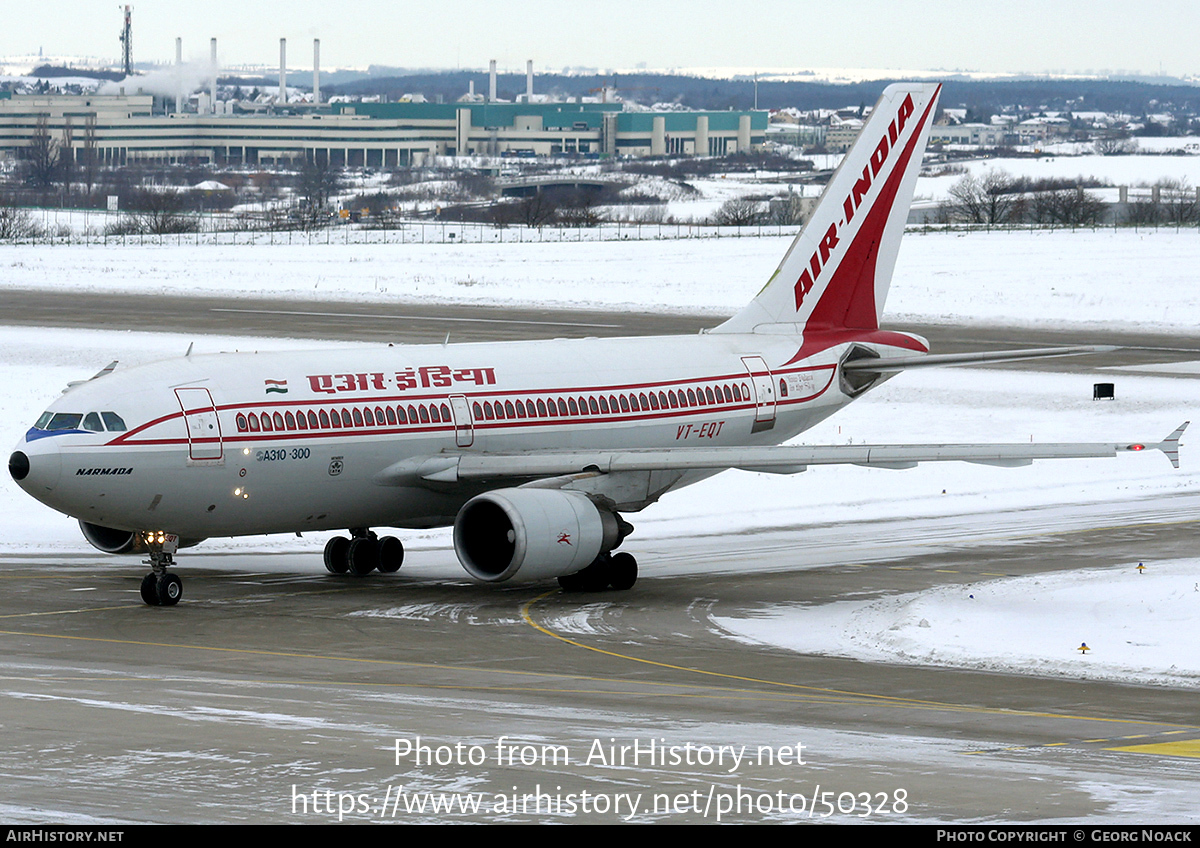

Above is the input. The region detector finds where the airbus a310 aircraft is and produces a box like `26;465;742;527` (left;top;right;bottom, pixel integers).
8;83;1187;606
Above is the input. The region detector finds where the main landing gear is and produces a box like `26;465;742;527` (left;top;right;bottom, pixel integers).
557;551;638;593
323;529;404;577
140;548;183;607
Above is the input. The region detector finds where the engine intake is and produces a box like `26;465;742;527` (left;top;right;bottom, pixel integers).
79;521;204;555
453;488;623;582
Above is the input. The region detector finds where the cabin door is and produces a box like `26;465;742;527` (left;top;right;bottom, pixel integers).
174;387;224;461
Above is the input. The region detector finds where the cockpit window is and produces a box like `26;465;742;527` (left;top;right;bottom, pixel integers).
45;413;83;431
101;412;127;432
31;410;127;433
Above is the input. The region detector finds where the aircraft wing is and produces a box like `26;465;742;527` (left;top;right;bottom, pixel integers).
375;422;1187;485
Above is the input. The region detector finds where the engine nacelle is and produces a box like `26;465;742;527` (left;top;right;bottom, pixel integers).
79;521;204;555
453;488;622;582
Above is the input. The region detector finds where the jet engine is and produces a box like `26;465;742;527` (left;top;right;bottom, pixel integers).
453;488;624;582
79;521;204;555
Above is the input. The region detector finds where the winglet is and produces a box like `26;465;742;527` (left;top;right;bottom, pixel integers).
62;360;119;394
1158;421;1188;469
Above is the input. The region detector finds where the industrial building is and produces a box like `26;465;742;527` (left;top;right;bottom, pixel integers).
0;91;766;167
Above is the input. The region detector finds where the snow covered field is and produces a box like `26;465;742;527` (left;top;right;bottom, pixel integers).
1;229;1198;688
3;228;1200;331
715;560;1200;689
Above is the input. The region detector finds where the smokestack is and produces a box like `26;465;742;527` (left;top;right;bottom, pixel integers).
175;37;182;113
526;59;533;99
279;38;287;105
489;59;496;102
209;38;217;114
313;39;320;105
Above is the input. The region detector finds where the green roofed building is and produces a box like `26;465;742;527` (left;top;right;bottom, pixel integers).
0;94;767;167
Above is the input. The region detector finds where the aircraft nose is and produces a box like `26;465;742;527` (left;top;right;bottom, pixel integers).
9;450;29;481
10;439;61;494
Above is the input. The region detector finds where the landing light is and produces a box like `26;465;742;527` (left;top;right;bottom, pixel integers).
233;487;249;499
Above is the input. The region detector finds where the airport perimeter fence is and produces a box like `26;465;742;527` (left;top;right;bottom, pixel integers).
4;209;1200;247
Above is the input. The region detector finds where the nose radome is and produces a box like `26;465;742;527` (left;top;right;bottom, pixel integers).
10;439;61;494
9;450;29;482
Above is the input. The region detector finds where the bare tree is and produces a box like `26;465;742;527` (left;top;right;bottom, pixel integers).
555;189;604;227
944;170;1021;224
0;205;44;239
24;115;59;188
1155;178;1199;225
82;115;99;193
514;191;558;227
59;116;74;194
105;189;198;235
1030;187;1106;226
296;157;342;211
1094;135;1138;156
711;197;764;226
766;191;808;226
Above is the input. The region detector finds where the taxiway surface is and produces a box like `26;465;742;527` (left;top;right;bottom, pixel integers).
1;293;1197;824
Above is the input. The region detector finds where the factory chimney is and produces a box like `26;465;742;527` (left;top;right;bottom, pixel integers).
489;59;496;102
279;38;287;105
526;59;533;99
175;37;182;113
209;38;217;113
313;39;320;105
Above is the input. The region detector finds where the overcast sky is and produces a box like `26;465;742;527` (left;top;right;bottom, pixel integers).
4;0;1198;78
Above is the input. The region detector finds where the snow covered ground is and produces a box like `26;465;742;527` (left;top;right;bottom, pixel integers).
1;230;1197;689
3;228;1200;331
714;560;1200;688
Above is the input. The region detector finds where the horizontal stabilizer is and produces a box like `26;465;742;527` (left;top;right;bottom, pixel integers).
842;345;1118;373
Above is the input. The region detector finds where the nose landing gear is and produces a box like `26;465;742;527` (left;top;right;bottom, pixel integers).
140;533;183;606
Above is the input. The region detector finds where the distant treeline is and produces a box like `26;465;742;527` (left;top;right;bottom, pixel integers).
29;65;125;82
327;71;1199;118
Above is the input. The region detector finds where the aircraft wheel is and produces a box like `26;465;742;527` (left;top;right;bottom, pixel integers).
608;552;638;591
377;536;404;573
347;537;379;577
558;555;611;592
140;573;160;606
323;536;350;574
156;572;183;606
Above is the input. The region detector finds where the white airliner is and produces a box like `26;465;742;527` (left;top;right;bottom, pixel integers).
7;83;1187;606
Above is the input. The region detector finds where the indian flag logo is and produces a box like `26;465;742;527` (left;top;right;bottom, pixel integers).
265;379;288;395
